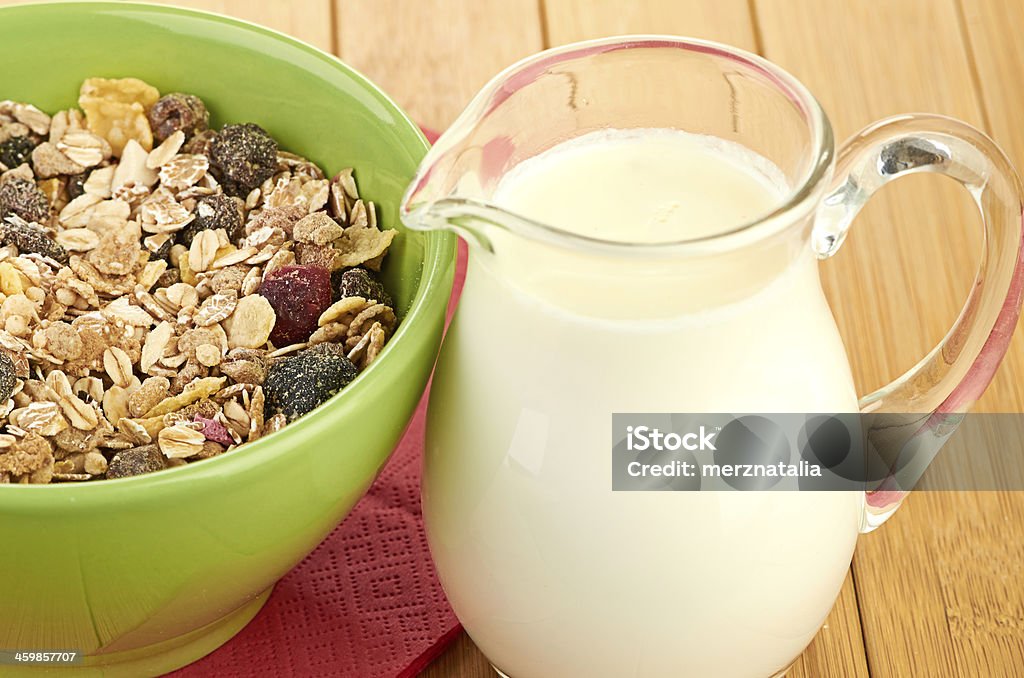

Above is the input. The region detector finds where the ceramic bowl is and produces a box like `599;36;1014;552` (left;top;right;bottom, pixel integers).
0;3;454;675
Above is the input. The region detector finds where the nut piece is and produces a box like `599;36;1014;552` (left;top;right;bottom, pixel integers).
226;294;276;349
293;211;343;246
158;423;206;459
31;142;85;178
84;451;108;476
141;321;174;373
334;227;397;268
107;444;166;478
0;83;398;483
146;130;185;169
112;139;159;191
127;376;170;419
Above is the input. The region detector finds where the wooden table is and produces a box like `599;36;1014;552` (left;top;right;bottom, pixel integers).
7;1;1024;675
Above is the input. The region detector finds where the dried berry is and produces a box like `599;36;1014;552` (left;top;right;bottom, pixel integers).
66;171;89;200
152;236;173;262
0;135;36;170
338;268;392;307
194;415;233;446
301;342;348;358
183;129;216;156
180;193;243;246
0;81;400;483
106;445;167;479
259;265;332;346
209;123;278;196
1;215;68;263
0;352;16;403
0;176;50;224
148;93;209;143
263;352;358;421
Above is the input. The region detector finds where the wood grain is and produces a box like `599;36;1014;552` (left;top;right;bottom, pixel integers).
1;0;1022;676
755;1;1024;677
121;0;335;51
755;0;988;405
542;0;758;49
0;0;334;51
335;0;544;131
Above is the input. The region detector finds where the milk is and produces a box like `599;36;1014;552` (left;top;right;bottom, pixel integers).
423;129;864;677
494;128;787;242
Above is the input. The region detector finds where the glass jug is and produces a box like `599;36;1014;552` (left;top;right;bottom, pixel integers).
401;37;1024;678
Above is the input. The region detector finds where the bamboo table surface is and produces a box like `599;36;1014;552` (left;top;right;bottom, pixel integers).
5;0;1024;676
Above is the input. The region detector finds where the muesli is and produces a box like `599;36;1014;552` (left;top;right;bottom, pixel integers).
0;78;398;483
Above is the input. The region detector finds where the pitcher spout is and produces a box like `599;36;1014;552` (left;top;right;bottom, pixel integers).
401;195;511;253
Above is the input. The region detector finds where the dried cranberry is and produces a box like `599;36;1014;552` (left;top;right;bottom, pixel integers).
194;415;234;446
259;265;332;346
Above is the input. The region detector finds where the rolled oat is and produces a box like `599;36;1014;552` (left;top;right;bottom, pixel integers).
0;77;399;482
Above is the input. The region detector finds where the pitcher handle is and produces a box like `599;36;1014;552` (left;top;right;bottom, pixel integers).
813;115;1024;531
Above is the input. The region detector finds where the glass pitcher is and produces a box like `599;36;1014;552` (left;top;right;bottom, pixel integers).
400;37;1024;678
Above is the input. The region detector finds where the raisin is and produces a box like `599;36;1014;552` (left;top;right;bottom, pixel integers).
338;268;392;307
179;193;243;246
0;135;36;170
0;176;50;225
106;445;167;479
0;352;16;403
183;129;216;156
66;171;89;200
258;265;332;346
263;352;358;421
0;215;68;263
209;123;278;197
148;93;210;143
152;236;173;262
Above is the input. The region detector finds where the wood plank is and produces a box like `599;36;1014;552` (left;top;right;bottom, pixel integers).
944;2;1024;674
958;0;1024;412
755;0;995;407
543;0;758;50
336;0;544;131
420;632;494;678
0;1;334;52
793;573;870;678
130;0;334;52
755;1;1024;676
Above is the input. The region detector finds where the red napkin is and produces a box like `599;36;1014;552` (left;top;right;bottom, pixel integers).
172;128;468;677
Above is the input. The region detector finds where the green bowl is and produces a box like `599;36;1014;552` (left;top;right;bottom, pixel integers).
0;2;455;675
